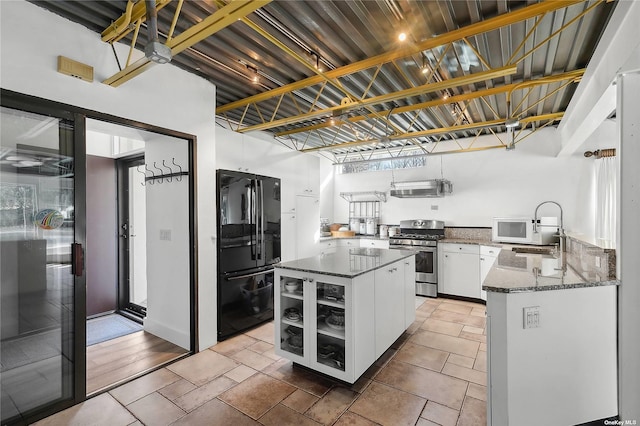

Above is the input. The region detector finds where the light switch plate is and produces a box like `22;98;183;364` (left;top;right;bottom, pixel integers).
160;229;172;241
523;306;540;329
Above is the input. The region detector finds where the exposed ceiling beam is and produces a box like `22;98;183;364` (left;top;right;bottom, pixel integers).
300;112;564;153
103;0;272;87
101;0;171;43
275;69;585;137
216;0;585;114
234;65;518;133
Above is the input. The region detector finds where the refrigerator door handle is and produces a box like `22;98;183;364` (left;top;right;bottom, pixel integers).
258;179;264;260
250;179;256;260
253;179;261;259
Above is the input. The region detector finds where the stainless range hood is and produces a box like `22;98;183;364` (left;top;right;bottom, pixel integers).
390;179;453;198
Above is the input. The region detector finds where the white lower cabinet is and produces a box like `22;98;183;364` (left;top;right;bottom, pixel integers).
275;258;409;383
318;238;363;255
480;245;499;301
275;269;374;382
404;256;416;328
374;266;404;358
359;238;390;249
440;243;480;299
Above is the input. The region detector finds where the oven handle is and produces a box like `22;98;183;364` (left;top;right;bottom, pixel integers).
390;246;437;252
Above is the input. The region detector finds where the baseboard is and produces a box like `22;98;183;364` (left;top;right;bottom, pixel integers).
144;316;190;350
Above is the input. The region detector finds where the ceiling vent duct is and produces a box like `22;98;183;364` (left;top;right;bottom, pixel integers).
390;179;453;198
144;0;172;64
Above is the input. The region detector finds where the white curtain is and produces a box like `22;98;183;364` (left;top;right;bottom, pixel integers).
595;157;617;248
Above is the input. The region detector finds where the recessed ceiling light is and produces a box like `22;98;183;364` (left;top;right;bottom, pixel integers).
398;32;407;42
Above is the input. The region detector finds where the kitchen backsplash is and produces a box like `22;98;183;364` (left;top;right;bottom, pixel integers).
442;227;617;281
444;227;492;241
566;236;616;281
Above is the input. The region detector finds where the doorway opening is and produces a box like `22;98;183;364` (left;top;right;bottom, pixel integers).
84;119;189;396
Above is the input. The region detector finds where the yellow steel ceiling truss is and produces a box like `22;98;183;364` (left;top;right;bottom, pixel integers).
296;69;584;153
213;0;604;155
102;0;272;87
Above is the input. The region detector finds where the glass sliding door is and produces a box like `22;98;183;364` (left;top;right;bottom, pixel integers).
0;105;82;424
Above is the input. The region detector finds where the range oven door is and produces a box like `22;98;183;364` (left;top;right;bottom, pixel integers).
218;267;274;340
415;247;437;283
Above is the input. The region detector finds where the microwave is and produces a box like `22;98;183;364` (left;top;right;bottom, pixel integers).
492;217;559;245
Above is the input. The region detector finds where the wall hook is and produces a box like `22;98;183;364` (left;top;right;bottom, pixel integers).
153;162;164;184
137;165;146;186
145;164;155;185
172;157;183;182
162;160;173;182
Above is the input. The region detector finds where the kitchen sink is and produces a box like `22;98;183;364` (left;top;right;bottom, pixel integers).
511;246;556;255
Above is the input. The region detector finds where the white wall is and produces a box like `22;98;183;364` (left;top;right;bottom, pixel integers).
0;0;217;350
330;128;596;237
488;286;618;426
618;70;640;422
144;135;190;348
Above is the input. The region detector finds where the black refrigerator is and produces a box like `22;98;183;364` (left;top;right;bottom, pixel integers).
216;169;281;340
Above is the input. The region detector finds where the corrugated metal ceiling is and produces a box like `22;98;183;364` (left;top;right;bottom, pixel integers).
29;0;616;161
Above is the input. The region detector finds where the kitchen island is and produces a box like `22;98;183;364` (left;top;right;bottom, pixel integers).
483;248;619;426
274;247;415;383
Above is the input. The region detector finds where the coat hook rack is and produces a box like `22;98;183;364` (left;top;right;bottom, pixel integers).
143;158;189;184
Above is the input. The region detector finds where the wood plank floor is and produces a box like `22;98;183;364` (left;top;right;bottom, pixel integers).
86;331;188;395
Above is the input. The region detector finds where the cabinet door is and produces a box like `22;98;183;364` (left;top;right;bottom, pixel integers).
295;195;319;259
281;213;297;262
479;257;495;301
442;251;480;298
403;257;416;328
274;271;307;363
480;250;498;301
311;275;352;382
374;264;404;358
296;154;320;195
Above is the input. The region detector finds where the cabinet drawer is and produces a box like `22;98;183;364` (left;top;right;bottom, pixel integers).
441;243;479;255
360;239;389;249
480;245;500;257
319;240;336;249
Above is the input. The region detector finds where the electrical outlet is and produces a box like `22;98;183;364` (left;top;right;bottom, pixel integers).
595;257;601;268
523;306;540;329
160;229;172;241
431;205;439;210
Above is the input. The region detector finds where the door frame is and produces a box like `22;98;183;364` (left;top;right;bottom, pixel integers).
1;88;198;424
116;155;147;320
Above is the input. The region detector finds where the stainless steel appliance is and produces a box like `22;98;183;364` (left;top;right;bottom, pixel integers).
216;169;281;339
389;219;444;297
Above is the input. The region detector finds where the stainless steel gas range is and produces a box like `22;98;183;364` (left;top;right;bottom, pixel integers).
389;219;444;297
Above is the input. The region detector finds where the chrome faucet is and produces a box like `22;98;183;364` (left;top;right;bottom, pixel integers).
534;201;566;253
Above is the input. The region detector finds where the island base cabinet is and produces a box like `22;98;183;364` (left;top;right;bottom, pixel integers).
274;269;376;383
275;258;409;383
